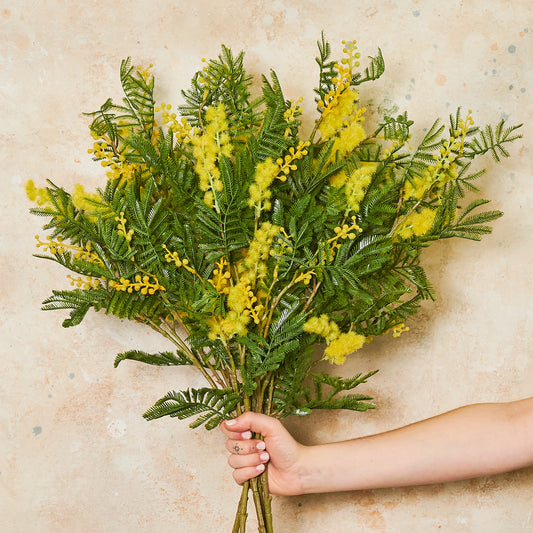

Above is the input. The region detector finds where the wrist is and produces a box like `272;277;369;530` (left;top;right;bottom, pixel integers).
297;443;336;494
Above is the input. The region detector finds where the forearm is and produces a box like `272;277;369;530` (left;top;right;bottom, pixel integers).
300;397;533;494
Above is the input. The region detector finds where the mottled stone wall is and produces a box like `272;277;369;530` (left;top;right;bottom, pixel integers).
1;1;532;531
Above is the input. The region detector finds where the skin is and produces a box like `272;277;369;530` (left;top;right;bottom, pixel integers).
221;397;533;496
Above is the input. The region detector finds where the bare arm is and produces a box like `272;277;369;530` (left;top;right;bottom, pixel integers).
221;397;533;495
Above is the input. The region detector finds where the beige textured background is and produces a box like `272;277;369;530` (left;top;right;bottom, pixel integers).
1;1;532;531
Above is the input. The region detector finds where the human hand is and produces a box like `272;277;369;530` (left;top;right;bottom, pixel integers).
220;412;307;496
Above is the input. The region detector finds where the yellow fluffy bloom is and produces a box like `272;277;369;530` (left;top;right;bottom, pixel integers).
330;164;377;213
319;89;358;140
106;161;142;185
303;314;340;343
239;222;280;286
304;314;366;365
324;331;366;364
227;282;263;325
403;112;473;202
397;208;436;239
191;103;232;208
207;311;250;340
247;158;278;210
25;180;50;206
227;282;253;314
329;121;366;162
71;184;101;212
403;175;429;200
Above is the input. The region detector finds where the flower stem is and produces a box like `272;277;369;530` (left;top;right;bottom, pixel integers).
233;481;249;533
261;470;274;532
251;478;267;532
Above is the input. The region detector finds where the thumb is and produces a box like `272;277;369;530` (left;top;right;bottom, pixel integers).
223;412;281;438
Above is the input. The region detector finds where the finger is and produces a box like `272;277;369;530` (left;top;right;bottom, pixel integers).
225;438;266;455
233;463;266;485
228;451;269;469
219;422;253;441
222;412;282;438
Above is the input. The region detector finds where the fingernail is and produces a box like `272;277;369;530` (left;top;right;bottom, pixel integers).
256;463;265;472
225;419;236;426
260;452;269;461
256;441;266;451
241;431;252;439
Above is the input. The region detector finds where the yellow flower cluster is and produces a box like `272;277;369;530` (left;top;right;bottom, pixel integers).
303;314;365;365
207;310;247;340
396;208;436;239
318;89;358;140
155;102;194;143
136;63;153;83
34;235;103;266
106;161;142;185
404;111;474;201
228;282;263;324
283;97;303;137
327;217;363;244
330;163;377;213
71;184;101;212
317;51;354;136
162;244;197;274
294;270;315;285
392;323;410;338
88;140;116;166
277;141;310;175
115;212;134;242
328;120;367;163
339;40;361;75
191;103;233;208
67;274;101;290
248;142;310;212
88;138;144;186
207;280;264;339
239;222;280;286
209;256;232;294
303;314;340;342
319;217;363;263
248;158;279;211
324;331;366;364
25;180;50;206
109;274;165;295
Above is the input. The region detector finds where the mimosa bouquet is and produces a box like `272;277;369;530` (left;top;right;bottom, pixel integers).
28;35;521;532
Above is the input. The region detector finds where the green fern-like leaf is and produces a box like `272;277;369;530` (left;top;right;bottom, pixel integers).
143;388;241;430
114;349;193;368
465;120;523;162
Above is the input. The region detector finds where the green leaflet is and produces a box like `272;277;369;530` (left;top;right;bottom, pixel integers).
143;388;241;430
114;349;194;368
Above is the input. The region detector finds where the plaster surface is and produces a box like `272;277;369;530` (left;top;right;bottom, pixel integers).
1;1;532;531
